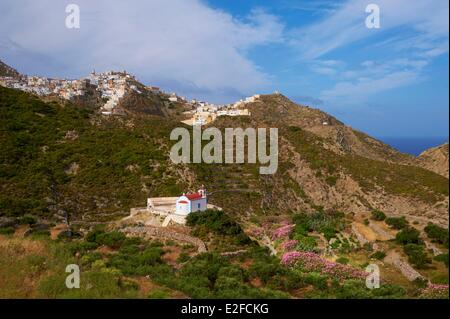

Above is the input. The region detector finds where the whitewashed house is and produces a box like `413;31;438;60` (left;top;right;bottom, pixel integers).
175;186;207;215
169;93;178;102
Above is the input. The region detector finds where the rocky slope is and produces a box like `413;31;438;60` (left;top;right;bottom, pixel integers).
0;60;20;78
0;86;448;227
201;94;448;226
417;143;449;178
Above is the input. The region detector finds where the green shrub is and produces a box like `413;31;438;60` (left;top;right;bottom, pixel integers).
303;272;328;290
249;260;283;284
370;284;406;298
336;257;349;265
217;265;247;282
0;226;15;235
370;251;386;260
96;231;126;248
118;277;139;291
139;247;164;265
187;210;241;235
148;288;170;299
412;277;428;288
424;223;449;248
17;214;37;225
395;227;422;245
81;251;103;266
85;230;126;248
272;271;306;291
336;280;405;299
85;229;105;243
177;252;191;264
37;273;70;298
434;253;449;268
335;280;371;299
371;210;386;221
363;242;373;252
292;211;345;241
106;242;165;277
186;210;252;245
385;216;408;230
292;234;317;252
403;244;431;269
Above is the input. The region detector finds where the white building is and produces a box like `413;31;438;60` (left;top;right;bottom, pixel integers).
126;186;219;227
169;93;178;102
175;186;207;215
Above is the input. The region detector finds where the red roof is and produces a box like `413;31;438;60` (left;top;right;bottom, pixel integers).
186;193;203;201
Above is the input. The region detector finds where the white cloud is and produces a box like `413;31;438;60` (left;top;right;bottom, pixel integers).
320;58;428;102
287;0;448;104
0;0;284;103
310;59;346;75
321;70;419;101
290;0;449;60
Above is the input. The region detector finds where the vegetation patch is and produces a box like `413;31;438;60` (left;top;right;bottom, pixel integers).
385;217;408;230
424;223;449;248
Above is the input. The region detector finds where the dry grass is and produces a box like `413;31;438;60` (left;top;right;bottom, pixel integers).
353;222;378;242
0;235;50;298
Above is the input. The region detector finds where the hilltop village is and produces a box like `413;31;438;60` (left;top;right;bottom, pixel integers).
0;69;253;125
0;70;157;115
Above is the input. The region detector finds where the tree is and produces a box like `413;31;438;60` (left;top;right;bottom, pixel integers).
395;227;422;245
385;216;408;229
403;244;431;269
371;210;386;221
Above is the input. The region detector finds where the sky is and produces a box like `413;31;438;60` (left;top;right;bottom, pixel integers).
0;0;448;138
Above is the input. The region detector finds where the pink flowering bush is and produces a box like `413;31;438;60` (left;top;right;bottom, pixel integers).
281;240;298;251
419;284;449;299
272;224;295;240
281;251;367;280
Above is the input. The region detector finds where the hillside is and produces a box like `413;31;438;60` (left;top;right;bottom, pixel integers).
245;94;412;163
116;82;191;119
0;60;20;78
200;94;449;227
0;86;191;224
417;143;449;178
1;87;448;226
1;86;448;299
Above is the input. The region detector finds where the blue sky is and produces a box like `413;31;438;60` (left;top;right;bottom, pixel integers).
0;0;448;138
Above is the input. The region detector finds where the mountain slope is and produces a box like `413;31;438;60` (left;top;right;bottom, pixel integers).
1;87;448;227
0;60;20;78
0;86;190;223
417;143;449;178
245;94;412;163
200;94;448;226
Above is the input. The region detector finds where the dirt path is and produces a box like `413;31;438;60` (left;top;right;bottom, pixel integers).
368;221;395;241
351;223;370;245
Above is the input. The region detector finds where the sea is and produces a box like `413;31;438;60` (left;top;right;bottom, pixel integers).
377;137;449;157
